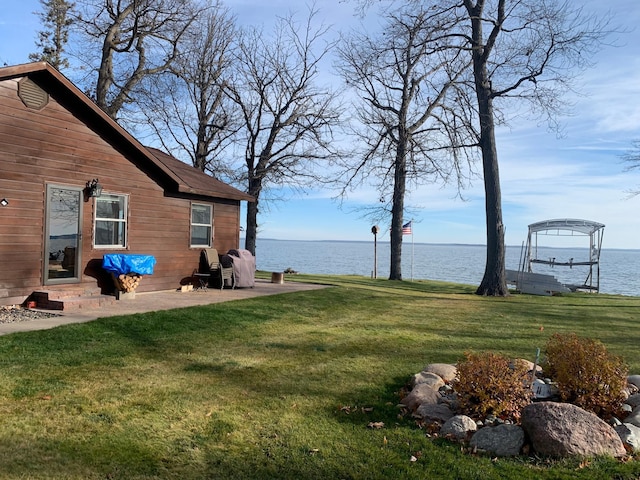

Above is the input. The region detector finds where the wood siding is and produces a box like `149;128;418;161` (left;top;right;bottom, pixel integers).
0;77;242;305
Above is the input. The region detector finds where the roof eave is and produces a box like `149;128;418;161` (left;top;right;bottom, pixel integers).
176;185;255;202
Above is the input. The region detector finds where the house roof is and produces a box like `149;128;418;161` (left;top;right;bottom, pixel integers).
147;147;253;201
0;62;253;203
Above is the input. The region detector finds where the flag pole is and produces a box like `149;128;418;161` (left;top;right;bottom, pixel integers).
411;219;414;281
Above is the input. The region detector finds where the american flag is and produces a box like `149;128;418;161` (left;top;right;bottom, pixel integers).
402;221;412;235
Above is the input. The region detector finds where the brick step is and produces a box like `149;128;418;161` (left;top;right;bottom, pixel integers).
33;286;103;300
30;290;116;311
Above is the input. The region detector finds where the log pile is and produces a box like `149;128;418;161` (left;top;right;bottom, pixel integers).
112;273;142;293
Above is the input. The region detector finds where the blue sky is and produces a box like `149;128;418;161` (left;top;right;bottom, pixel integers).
2;0;640;249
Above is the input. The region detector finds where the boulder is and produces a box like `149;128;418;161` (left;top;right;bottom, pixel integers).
424;363;457;382
400;383;440;411
415;403;454;424
440;415;477;442
628;375;640;390
623;405;640;428
514;358;542;374
615;423;640;453
411;371;445;390
626;393;640;409
470;424;525;457
521;402;626;458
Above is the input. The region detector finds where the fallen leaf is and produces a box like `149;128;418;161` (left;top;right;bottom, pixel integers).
362;407;374;413
410;455;417;462
367;421;385;429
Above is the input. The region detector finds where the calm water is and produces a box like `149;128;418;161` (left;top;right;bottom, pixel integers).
254;239;640;297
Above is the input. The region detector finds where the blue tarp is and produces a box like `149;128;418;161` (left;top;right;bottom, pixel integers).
102;254;156;276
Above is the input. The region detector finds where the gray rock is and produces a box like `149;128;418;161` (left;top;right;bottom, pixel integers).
411;371;445;390
628;375;640;390
440;415;477;441
400;383;440;411
624;405;640;428
521;402;626;458
437;392;459;411
626;393;640;409
415;403;454;424
615;423;640;453
470;424;524;457
424;363;457;382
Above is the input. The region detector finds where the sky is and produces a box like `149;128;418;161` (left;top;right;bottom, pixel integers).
1;0;640;249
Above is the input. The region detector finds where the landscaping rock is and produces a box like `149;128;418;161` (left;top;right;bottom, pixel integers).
400;384;440;411
437;392;459;411
411;371;445;390
424;363;457;382
623;405;640;428
615;423;640;453
521;402;626;458
626;393;640;409
628;375;640;390
470;424;524;457
415;403;454;424
514;358;542;373
440;415;477;441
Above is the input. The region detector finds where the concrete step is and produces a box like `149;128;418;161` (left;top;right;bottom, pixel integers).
30;290;116;311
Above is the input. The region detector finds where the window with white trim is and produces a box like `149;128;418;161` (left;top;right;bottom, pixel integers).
191;203;213;247
94;194;128;248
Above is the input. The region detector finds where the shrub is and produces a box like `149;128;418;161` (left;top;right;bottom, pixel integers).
455;351;532;422
543;333;628;418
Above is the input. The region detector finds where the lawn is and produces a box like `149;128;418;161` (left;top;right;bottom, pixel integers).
1;274;640;479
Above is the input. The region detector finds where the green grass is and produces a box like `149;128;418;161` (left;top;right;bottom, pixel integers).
1;274;640;479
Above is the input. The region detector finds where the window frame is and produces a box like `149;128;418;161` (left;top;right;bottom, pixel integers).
190;202;213;248
93;193;129;249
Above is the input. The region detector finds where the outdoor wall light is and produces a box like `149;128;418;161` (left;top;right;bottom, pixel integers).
0;198;8;207
85;179;103;198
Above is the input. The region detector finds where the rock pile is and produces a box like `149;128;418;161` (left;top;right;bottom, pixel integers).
0;305;60;324
402;362;640;458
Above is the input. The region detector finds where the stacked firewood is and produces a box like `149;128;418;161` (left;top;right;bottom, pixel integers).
112;273;142;292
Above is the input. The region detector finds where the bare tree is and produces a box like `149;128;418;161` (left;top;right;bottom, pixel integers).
73;0;205;120
336;5;475;281
226;8;344;255
460;0;609;296
354;0;610;295
29;0;76;70
139;2;238;174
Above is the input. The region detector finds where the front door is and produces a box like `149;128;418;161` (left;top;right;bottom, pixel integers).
44;185;83;284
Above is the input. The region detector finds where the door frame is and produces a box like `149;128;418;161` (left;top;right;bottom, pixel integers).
43;183;84;285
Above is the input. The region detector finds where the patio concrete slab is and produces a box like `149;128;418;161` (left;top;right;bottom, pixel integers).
0;279;327;336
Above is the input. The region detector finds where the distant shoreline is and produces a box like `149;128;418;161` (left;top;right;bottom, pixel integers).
250;238;639;252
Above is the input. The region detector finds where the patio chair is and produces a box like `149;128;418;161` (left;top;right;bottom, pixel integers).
199;249;234;290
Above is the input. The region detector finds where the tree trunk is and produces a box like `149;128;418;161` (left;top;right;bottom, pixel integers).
389;138;407;281
470;6;509;297
244;178;261;256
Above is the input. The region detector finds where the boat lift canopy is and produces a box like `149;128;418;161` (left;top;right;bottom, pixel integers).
528;219;605;237
510;218;605;295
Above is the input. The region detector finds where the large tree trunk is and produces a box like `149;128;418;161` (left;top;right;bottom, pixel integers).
389;139;407;280
475;100;508;296
244;178;261;256
469;11;509;296
244;200;258;256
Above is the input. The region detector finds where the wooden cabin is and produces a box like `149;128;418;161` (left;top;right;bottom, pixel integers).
0;62;253;307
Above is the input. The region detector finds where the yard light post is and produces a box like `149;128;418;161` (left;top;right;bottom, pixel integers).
371;225;380;279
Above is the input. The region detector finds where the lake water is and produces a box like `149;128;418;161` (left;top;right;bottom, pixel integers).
254;239;640;297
